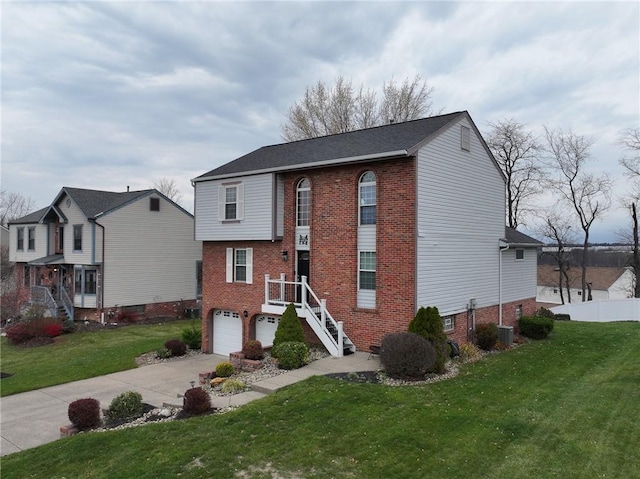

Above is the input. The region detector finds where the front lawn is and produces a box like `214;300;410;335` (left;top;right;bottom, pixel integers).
2;321;639;478
0;320;192;397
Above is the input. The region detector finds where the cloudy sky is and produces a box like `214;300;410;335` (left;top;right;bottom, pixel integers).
2;1;638;242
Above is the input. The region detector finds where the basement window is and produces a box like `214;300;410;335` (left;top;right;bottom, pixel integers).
442;315;454;332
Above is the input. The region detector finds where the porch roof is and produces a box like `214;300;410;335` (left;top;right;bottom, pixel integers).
28;253;64;266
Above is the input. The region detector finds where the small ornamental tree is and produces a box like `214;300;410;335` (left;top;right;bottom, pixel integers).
272;303;306;358
408;306;448;374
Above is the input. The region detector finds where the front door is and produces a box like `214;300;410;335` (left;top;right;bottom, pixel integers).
296;251;310;302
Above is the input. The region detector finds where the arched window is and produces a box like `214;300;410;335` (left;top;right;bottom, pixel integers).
296;178;311;227
359;171;376;225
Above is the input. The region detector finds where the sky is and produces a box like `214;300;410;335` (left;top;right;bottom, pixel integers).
2;1;639;243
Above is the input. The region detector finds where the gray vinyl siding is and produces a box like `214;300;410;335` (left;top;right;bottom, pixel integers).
416;117;505;315
195;173;275;241
501;247;537;302
98;194;202;307
9;223;48;262
275;174;284;238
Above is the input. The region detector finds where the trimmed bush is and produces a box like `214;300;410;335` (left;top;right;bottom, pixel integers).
181;322;202;349
5;322;32;345
536;307;556;319
68;398;101;430
221;378;246;394
5;317;64;345
156;348;172;359
555;313;571;321
215;361;235;378
275;341;309;370
61;319;77;334
272;303;306;358
380;332;436;379
164;338;187;356
475;323;499;351
183;387;211;415
242;340;264;360
408;306;448;373
519;315;554;340
107;391;143;420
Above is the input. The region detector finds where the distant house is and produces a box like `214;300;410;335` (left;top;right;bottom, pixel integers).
8;187;202;322
192;111;540;356
1;225;9;248
537;265;633;305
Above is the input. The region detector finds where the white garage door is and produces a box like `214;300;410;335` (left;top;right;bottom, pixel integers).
213;310;243;355
256;315;280;347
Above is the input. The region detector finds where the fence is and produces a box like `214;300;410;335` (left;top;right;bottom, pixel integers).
551;298;640;322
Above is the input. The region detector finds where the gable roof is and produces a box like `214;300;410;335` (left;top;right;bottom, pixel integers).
7;207;49;225
57;187;152;219
195;111;489;181
537;265;630;291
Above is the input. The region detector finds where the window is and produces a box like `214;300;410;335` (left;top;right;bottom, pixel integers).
359;251;376;290
442;315;454;332
461;126;471;151
515;248;524;261
84;269;97;294
73;225;83;251
58;226;64;251
28;227;35;250
74;269;82;292
150;197;160;211
359;171;376;225
226;247;253;284
196;260;202;299
296;178;310;226
516;305;523;320
16;227;24;251
219;183;244;221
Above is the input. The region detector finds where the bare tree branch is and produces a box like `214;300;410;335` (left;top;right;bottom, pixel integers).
153;178;183;205
0;190;37;226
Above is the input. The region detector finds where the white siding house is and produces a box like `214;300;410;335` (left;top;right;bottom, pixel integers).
8;187;202;322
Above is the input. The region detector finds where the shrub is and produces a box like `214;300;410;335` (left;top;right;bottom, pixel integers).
22;304;47;320
275;341;309;370
42;322;63;338
519;315;554;340
271;303;306;358
181;321;202;349
5;322;32;345
68;398;101;430
380;332;436;379
107;391;144;420
459;343;483;362
536;306;556;319
408;306;448;373
4;317;63;344
164;338;187;356
61;319;77;334
221;378;246;394
215;361;235;378
156;348;172;359
555;313;571;321
183;387;211;415
242;340;264;360
475;323;499;351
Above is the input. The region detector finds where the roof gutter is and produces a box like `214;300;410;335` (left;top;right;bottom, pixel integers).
191;149;409;183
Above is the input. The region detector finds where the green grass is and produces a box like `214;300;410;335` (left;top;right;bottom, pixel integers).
2;321;639;478
1;321;190;397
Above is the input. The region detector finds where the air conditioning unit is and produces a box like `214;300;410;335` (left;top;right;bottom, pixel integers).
498;325;514;347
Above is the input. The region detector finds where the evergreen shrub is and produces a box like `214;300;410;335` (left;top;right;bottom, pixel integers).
475;323;499;351
271;303;306;358
275;341;309;370
380;332;436;379
519;315;554;339
107;391;144;420
181;322;202;349
215;361;235;378
408;306;448;373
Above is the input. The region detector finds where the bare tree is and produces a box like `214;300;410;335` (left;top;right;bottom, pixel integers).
153;178;183;205
281;74;435;141
545;127;611;301
485;119;544;229
536;211;577;304
618;127;640;297
0;190;37;226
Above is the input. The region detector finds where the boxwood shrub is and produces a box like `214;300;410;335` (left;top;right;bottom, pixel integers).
380;332;436;379
275;341;309;370
107;391;144;420
518;315;554;339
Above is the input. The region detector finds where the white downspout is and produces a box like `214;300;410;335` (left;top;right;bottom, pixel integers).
499;239;509;326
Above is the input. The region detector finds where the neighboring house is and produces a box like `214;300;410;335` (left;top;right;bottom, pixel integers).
537;265;634;305
8;187;202;322
193;111;540;356
1;225;9;248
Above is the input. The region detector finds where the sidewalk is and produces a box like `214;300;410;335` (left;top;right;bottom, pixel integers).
0;352;379;456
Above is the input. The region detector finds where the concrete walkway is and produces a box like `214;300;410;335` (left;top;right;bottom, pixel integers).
0;352;380;456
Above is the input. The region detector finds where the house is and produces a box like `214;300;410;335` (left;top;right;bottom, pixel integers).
193;111;540;356
8;187;202;322
537;265;634;305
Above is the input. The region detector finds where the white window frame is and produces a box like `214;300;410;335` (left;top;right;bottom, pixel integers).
359;171;376;226
515;248;524;261
442;315;454;332
16;227;24;251
296;178;311;227
219;183;244;221
226;247;253;284
27;227;36;251
461;125;471;152
358;251;376;291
